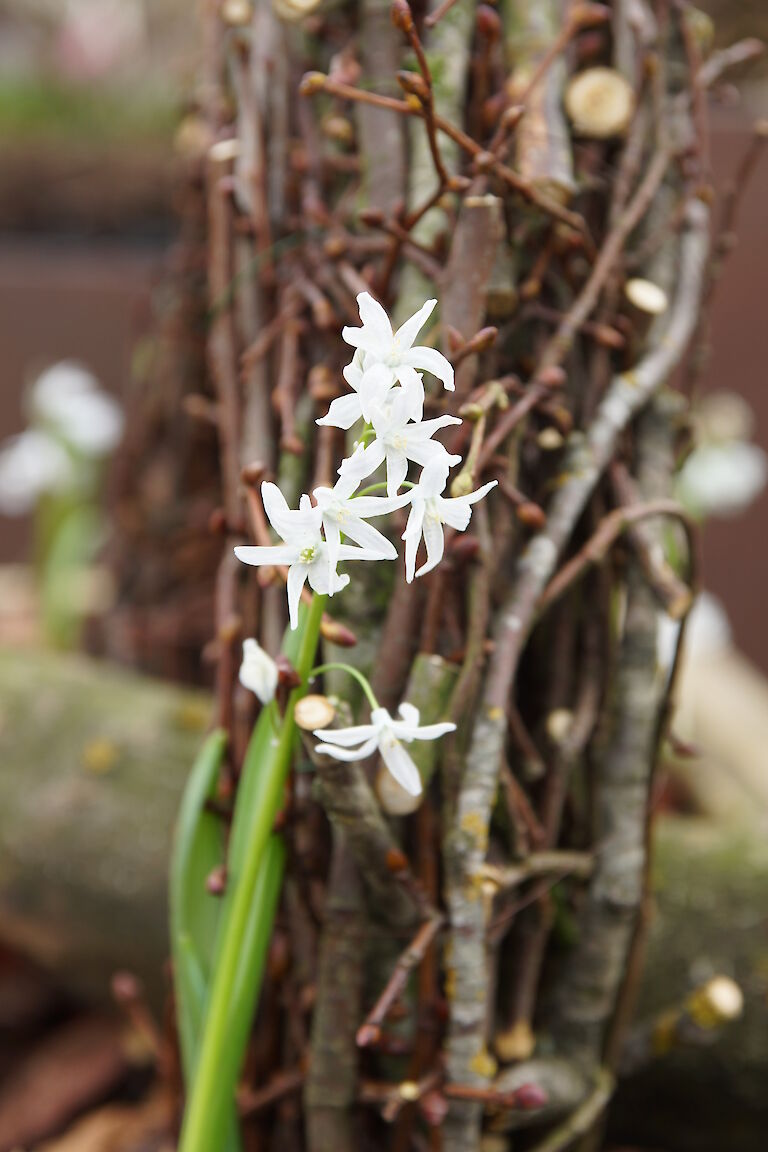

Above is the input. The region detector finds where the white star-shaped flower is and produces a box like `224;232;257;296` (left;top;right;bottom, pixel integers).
342;292;455;394
354;390;461;498
234;482;380;629
316;358;396;430
403;456;497;581
238;638;278;704
314;703;456;796
313;446;410;578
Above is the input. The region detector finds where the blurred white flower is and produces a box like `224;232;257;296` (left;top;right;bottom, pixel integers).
238;639;279;704
32;361;124;457
32;361;100;411
677;441;767;518
56;0;147;81
0;430;74;516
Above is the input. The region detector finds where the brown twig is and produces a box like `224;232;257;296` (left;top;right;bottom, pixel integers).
357;915;443;1047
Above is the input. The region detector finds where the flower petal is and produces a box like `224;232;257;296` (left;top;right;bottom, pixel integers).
395;366;425;422
314;735;381;762
415;514;445;578
341;516;398;559
313;724;377;746
234;544;297;566
286;563;308;629
317;393;364;430
262;481;320;537
350;491;412;517
397;702;420;729
394;298;436;351
384;448;409;498
415;455;451;499
379;733;422;796
403;345;455;391
409;720;457;740
402;500;426;584
342;292;392;356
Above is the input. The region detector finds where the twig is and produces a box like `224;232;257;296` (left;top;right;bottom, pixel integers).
357;915;443;1047
537;498;693;615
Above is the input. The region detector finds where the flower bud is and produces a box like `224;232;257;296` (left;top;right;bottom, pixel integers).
299;71;327;96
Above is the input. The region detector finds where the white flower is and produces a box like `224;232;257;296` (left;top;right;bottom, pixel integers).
234;482;381;629
677;441;767;518
313;446;410;578
238;638;279;704
314;703;456;796
0;430;74;516
342;292;455;394
403;457;497;581
355;389;461;497
32;361;124;457
317;359;409;430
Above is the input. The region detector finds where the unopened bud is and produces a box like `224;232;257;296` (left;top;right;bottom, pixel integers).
397;70;430;103
320;616;358;647
515;1082;548;1111
322;115;355;145
419;1090;449;1127
570;2;611;29
516;502;547;529
476;4;502;41
474;150;495;173
537;365;567;389
391;0;414;34
206;865;227;895
299;71;327;96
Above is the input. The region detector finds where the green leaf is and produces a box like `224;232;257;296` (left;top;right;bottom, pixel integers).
169;727;227;1082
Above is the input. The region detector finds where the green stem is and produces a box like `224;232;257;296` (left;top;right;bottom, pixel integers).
178;594;325;1152
310;661;380;711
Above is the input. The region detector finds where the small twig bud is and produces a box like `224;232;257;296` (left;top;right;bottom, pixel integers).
299;71;327;97
476;4;502;42
276;655;302;689
241;460;268;486
570;2;611;29
320;616;358;647
536;365;567;389
397;70;430;103
390;0;414;35
516;502;547;530
206;865;227;895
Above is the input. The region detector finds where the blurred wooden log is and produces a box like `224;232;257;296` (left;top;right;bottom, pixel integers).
0;645;212;1006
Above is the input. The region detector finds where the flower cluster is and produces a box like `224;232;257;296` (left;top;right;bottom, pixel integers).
0;361;123;517
235;293;496;624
